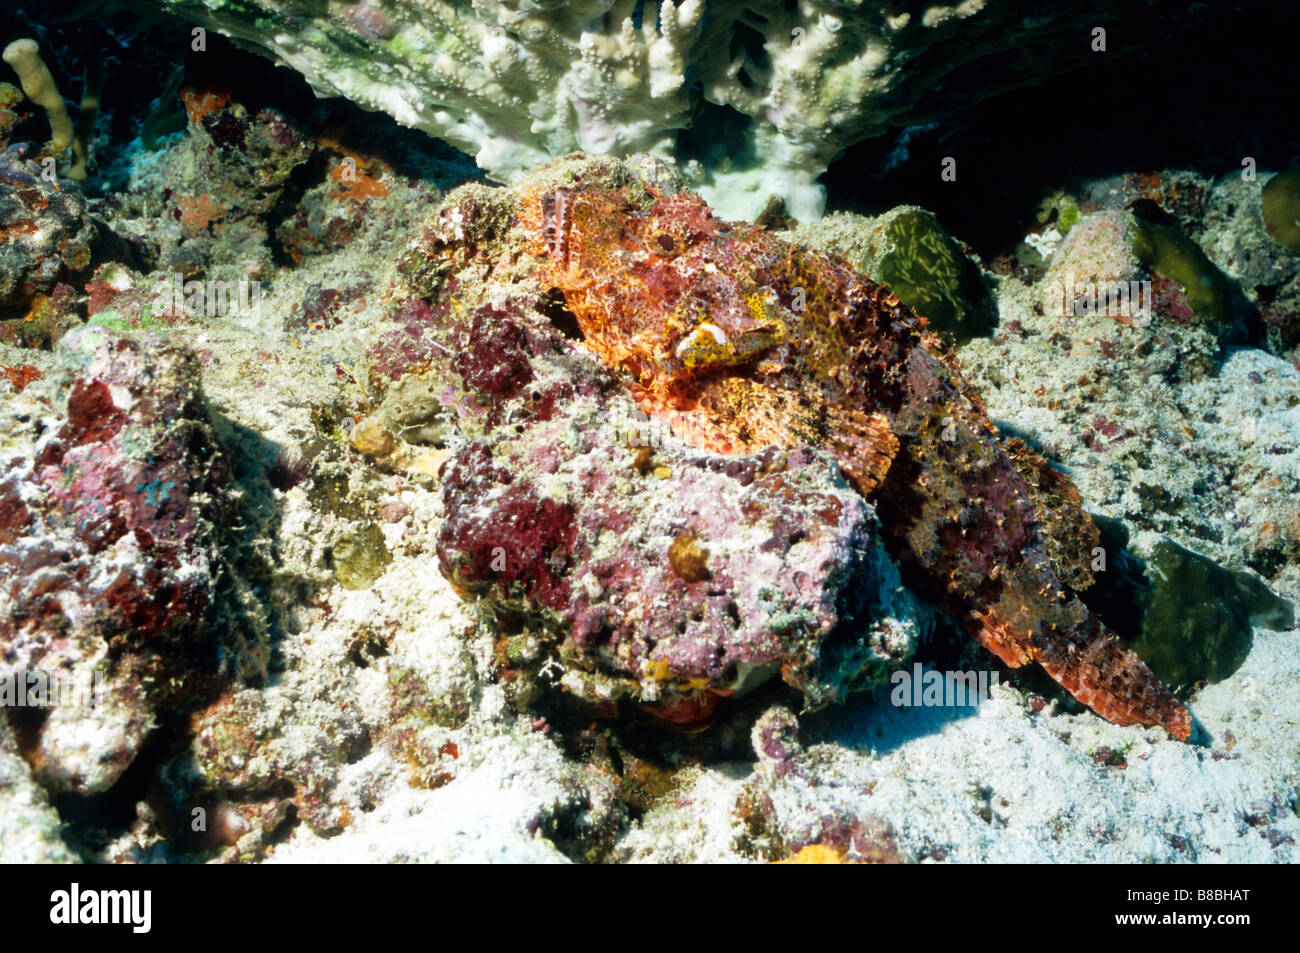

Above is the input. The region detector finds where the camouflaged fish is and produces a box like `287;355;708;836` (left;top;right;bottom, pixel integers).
520;183;1192;741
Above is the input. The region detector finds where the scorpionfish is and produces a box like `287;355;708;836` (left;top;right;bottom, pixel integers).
519;182;1192;740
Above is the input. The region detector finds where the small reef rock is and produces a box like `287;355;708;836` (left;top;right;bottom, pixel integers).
790;206;997;345
432;297;918;719
0;143;98;347
0;327;239;794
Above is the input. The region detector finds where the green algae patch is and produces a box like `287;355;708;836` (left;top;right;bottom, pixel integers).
1036;192;1082;236
1130;216;1232;323
1130;541;1293;695
85;307;167;332
859;207;996;345
1262;167;1300;254
387;663;471;729
331;522;392;590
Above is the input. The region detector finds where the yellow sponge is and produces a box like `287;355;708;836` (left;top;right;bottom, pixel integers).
3;38;74;155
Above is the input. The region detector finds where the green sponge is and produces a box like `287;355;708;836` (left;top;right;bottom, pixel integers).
1130;216;1232;323
1130;540;1292;695
860;207;996;345
1262;167;1300;254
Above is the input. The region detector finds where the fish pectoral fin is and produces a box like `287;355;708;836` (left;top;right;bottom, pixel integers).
629;385;765;455
728;382;899;493
644;378;899;488
819;407;899;495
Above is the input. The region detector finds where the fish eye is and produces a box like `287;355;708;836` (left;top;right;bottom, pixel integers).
652;231;681;257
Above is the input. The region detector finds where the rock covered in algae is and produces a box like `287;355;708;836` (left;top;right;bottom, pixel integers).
1112;167;1300;358
1085;518;1295;696
0;326;236;793
330;521;392;590
1127;539;1294;692
861;206;996;344
1130;212;1235;331
0;143;97;346
98;81;317;285
430;295;920;717
790;206;995;345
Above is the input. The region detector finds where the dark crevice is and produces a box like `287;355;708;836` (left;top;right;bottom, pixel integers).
541;289;585;340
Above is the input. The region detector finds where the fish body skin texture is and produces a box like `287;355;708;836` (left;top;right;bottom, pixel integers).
522;184;1191;741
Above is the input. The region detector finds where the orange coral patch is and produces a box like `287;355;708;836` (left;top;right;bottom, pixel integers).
177;194;227;235
329;161;389;205
180;87;231;125
0;364;41;393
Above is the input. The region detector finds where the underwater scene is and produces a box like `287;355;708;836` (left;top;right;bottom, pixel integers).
1;0;1298;868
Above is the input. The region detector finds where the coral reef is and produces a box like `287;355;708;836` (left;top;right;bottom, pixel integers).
121;0;1195;220
0;718;76;862
1109;168;1300;360
1;38;100;182
949;178;1300;588
733;706;902;862
1;6;1298;863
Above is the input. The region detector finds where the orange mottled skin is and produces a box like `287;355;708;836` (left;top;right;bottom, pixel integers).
517;184;1191;740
